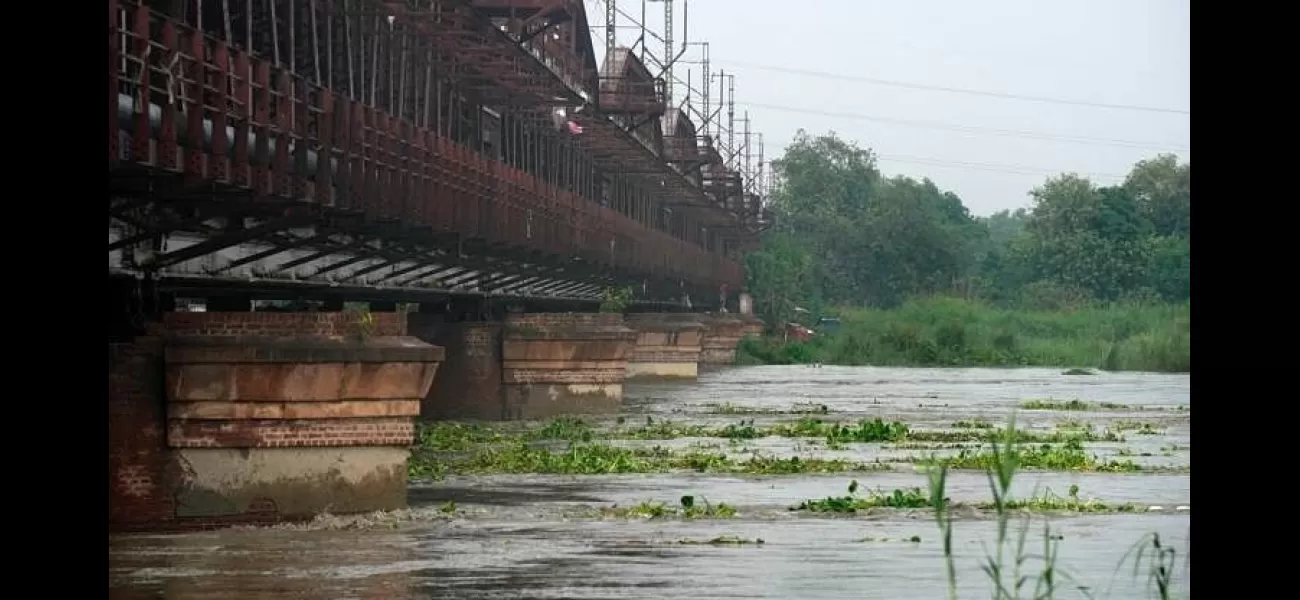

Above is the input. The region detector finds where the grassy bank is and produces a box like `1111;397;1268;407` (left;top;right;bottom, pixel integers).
737;297;1189;373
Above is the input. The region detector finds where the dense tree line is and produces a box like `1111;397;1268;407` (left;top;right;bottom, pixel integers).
745;130;1190;325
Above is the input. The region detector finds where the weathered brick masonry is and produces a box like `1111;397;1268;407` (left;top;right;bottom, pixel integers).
624;313;706;379
108;312;443;531
699;313;750;365
407;314;504;420
500;313;637;419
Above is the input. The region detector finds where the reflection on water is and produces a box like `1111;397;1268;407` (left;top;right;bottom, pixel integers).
110;366;1190;599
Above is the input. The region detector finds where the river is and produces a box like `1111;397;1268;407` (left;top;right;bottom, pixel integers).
109;366;1190;599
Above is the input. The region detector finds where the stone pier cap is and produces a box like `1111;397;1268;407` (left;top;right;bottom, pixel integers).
504;313;638;342
624;312;708;333
164;335;445;366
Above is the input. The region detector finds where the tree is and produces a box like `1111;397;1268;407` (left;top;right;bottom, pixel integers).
1124;154;1190;237
745;132;1190;311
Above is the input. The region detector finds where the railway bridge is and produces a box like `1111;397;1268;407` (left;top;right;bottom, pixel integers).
109;0;771;530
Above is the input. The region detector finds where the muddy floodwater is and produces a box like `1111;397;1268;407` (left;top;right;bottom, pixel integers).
110;366;1190;599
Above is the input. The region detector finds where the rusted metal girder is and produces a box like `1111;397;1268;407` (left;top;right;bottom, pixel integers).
108;0;748;293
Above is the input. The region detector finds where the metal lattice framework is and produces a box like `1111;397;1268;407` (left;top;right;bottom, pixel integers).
108;0;769;305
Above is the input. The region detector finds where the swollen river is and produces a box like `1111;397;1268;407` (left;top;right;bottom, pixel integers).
109;366;1190;599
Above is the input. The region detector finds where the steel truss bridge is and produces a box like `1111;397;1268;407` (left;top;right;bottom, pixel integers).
108;0;771;308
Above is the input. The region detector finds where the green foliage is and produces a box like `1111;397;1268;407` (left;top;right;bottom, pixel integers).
926;418;1185;599
343;306;376;341
791;481;931;513
598;286;633;313
746;131;1190;323
736;297;1190;373
601;495;738;519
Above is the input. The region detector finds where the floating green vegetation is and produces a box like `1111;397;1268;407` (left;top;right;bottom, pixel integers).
676;536;765;545
765;417;912;444
602;495;737;519
1062;368;1096;375
952;419;994;429
792;480;930;513
981;485;1140;513
412;416;1128;474
907;427;1124;444
1019;398;1132;411
1116;448;1168;458
793;481;1143;515
912;439;1144;472
888;442;975;451
530;416;598;441
619;418;716;440
415;422;518;452
925;415;1187;600
1113;420;1164;435
703;402;832;415
411;442;895;477
858;535;923;543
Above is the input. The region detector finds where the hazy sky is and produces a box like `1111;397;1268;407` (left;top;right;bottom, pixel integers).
584;0;1190;216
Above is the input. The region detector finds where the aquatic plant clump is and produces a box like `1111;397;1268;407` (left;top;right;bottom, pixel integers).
925;416;1186;599
791;481;1143;515
791;481;930;513
409;441;897;478
601;496;738;519
910;439;1144;472
1019;398;1131;411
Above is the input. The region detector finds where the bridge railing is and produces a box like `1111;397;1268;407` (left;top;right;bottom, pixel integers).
108;0;743;291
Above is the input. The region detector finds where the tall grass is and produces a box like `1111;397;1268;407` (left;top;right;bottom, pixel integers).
927;416;1186;599
738;297;1189;373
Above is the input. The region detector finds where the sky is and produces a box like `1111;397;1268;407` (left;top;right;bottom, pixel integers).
583;0;1190;216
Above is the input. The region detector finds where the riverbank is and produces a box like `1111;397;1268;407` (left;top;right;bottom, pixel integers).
738;298;1190;373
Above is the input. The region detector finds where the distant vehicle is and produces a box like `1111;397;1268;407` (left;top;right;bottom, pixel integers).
815;317;841;333
785;322;815;341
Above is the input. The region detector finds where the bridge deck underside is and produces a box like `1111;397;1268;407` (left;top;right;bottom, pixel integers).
108;0;747;304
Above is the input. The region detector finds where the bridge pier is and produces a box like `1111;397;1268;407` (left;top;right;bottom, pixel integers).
699;314;747;366
410;312;638;420
624;313;707;379
502;313;638;419
407;314;504;420
109;311;443;531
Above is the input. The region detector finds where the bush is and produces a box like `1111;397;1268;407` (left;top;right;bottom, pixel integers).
736;297;1189;373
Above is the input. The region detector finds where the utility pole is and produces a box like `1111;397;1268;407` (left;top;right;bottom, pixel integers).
606;0;616;61
742;111;752;188
661;0;673;105
726;74;735;170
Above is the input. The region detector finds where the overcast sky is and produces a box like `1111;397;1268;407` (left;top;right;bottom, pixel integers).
584;0;1190;216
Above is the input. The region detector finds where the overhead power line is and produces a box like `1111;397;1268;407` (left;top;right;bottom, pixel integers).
765;142;1129;181
717;59;1190;116
745;101;1189;152
874;153;1127;181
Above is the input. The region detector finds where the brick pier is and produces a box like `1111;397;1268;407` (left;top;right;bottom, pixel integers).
624;313;707;379
109;312;443;531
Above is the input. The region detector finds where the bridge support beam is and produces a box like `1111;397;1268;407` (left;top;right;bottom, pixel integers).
108;312;443;531
624;313;707;380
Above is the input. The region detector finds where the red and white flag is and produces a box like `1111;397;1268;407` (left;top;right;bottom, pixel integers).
566;120;584;135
